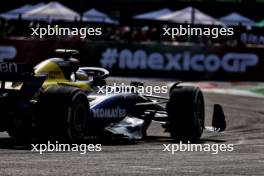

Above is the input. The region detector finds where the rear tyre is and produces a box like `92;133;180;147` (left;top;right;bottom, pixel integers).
166;86;205;142
7;116;30;139
36;86;89;142
7;105;33;139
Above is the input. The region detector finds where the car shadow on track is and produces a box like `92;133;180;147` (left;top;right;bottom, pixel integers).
0;137;33;150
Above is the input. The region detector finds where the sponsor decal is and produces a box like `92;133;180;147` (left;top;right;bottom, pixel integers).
92;106;126;118
100;48;258;73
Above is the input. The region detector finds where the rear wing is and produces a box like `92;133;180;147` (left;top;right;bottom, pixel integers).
0;62;46;100
0;62;33;80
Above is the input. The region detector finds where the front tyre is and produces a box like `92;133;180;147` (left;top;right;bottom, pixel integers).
67;92;89;141
166;86;205;142
36;86;89;142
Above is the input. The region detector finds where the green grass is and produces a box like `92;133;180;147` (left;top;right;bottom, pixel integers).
248;87;264;95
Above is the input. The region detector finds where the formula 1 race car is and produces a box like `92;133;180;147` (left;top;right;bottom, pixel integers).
0;49;226;142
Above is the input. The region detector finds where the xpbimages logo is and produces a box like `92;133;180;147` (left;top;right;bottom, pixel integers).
163;142;234;155
31;141;102;154
30;25;102;38
96;83;168;96
162;25;234;39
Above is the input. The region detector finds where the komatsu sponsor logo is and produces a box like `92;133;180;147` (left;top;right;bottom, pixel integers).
93;107;126;118
0;62;18;73
100;48;259;73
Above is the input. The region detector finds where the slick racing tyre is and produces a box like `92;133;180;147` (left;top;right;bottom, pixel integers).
7;114;31;140
36;86;89;142
166;86;205;142
6;104;33;139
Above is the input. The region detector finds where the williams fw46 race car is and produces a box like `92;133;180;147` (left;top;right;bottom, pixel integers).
0;49;226;142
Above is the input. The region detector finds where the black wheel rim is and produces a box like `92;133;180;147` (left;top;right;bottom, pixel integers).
195;93;205;134
73;103;87;132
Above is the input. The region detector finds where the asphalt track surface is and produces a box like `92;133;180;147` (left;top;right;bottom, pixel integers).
0;79;263;176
